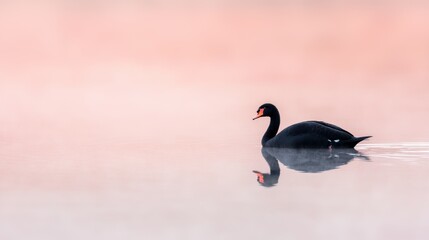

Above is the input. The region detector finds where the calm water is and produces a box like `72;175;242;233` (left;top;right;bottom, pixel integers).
1;142;428;240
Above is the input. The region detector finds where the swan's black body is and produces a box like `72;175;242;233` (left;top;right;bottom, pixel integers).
254;103;371;149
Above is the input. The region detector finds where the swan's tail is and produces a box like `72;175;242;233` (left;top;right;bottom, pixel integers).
336;136;372;148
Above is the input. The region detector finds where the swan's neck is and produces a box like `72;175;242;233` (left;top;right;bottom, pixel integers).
262;111;280;146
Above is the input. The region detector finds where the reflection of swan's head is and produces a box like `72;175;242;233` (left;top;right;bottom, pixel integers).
252;170;279;187
253;103;278;120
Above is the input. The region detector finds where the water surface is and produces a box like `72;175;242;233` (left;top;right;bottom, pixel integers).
1;142;428;240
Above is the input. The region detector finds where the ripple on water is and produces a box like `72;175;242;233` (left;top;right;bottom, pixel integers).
357;142;429;161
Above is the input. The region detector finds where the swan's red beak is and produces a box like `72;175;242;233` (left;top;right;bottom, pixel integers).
253;108;264;120
253;170;265;183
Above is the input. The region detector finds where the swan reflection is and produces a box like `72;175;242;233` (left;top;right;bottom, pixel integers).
254;147;369;187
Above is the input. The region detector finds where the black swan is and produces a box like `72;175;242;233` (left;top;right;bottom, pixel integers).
253;103;371;148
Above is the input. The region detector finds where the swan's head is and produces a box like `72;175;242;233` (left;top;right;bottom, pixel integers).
253;103;278;120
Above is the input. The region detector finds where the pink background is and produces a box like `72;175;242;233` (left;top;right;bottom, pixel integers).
1;2;429;146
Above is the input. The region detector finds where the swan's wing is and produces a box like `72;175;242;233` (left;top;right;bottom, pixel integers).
277;121;353;140
307;121;354;137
